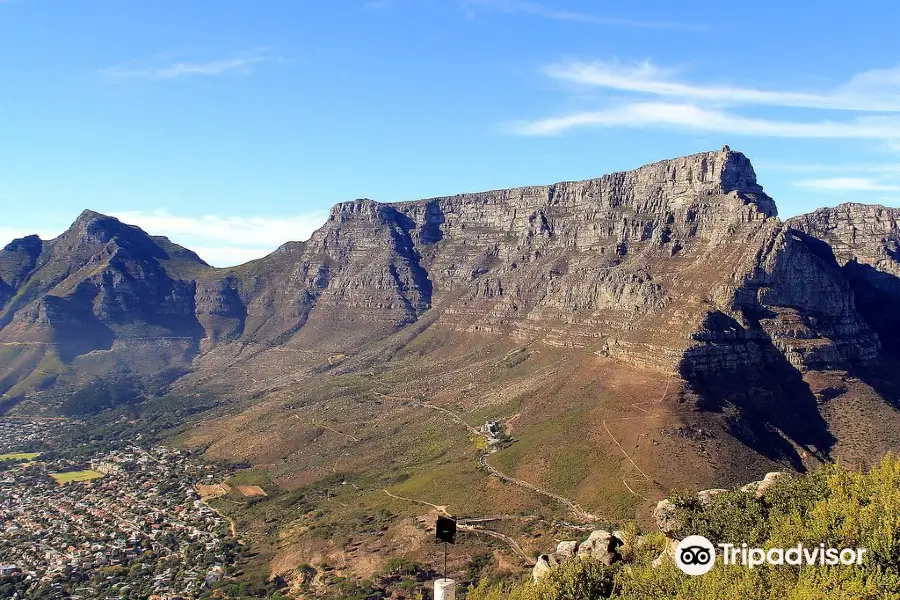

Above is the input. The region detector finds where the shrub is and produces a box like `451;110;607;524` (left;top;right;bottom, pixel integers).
470;456;900;600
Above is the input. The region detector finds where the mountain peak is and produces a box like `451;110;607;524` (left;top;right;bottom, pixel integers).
2;234;43;255
75;208;107;221
719;149;776;216
72;208;125;229
632;147;777;219
64;209;132;246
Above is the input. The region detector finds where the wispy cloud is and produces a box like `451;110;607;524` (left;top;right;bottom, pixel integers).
793;178;900;193
110;209;329;267
509;102;900;139
101;50;280;81
544;59;900;112
461;0;703;31
510;58;900;141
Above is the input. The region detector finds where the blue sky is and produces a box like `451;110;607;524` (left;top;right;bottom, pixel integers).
2;0;899;266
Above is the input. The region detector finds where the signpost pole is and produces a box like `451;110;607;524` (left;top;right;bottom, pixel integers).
434;515;457;600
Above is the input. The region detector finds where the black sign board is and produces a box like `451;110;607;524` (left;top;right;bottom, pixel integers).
436;515;457;544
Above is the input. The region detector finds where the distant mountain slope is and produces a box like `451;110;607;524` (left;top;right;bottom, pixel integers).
6;149;888;381
2;147;899;497
0;210;211;396
6;147;900;585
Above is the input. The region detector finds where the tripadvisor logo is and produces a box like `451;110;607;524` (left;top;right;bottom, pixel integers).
675;535;867;576
675;536;716;575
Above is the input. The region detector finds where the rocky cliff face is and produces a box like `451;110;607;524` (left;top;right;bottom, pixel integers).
0;149;895;401
788;204;900;356
388;148;775;352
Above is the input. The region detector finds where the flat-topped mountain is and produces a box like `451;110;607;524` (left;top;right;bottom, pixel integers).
0;147;900;556
2;148;892;391
5;147;900;585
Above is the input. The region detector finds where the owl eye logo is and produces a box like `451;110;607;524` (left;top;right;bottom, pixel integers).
679;546;712;565
675;535;716;575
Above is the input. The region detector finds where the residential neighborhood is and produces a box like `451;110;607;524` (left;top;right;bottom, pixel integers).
0;420;239;599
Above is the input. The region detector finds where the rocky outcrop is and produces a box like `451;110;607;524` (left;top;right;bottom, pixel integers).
554;540;579;560
788;203;900;276
696;488;729;505
650;472;787;568
532;554;558;582
652;499;680;536
533;530;624;581
575;530;622;565
740;471;786;497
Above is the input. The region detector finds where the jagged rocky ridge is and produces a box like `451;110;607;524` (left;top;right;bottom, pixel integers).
1;147;899;400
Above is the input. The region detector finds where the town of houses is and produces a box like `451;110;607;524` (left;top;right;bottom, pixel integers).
0;420;238;599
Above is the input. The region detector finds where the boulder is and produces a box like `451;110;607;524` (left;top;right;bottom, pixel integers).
554;540;579;561
740;472;785;497
576;530;622;566
697;488;729;505
532;554;557;582
755;472;785;497
652;499;680;535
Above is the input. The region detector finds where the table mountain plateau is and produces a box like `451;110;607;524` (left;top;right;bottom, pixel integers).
3;147;900;580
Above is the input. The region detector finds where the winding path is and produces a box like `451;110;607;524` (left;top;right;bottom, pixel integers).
367;390;607;562
381;489;450;516
414;397;601;522
457;523;534;566
476;453;600;522
601;378;672;501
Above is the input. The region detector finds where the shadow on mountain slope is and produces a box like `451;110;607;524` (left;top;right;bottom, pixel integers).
678;326;835;472
792;230;900;407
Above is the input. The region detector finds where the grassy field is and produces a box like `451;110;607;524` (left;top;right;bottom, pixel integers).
0;452;41;461
50;469;104;484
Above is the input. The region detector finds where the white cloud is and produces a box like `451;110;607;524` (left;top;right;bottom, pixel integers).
793;178;900;192
544;59;900;112
509;102;900;138
461;0;703;30
101;50;280;81
110;209;329;267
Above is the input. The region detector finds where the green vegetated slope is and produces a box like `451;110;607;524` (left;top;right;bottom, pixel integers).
469;456;900;600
